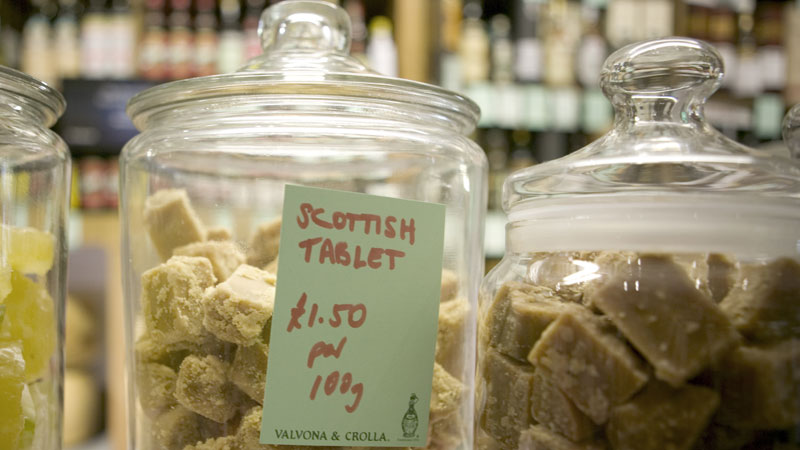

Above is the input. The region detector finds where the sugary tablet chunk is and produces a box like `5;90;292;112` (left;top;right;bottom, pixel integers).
183;435;238;450
0;271;56;381
720;258;800;342
175;354;238;423
531;370;597;442
136;362;177;418
144;189;207;260
430;362;464;423
435;297;469;377
528;308;648;424
716;339;800;429
206;227;232;242
606;381;719;450
135;333;234;371
440;269;459;302
0;342;25;448
174;241;245;282
497;288;568;362
480;348;536;447
0;224;55;275
587;254;738;386
246;218;281;268
264;256;279;274
203;264;275;346
152;406;208;450
230;341;269;404
1;265;12;302
519;425;605;450
427;411;465;450
486;282;562;361
141;256;216;345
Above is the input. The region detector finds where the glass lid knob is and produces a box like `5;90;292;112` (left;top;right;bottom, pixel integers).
600;37;723;124
258;0;352;55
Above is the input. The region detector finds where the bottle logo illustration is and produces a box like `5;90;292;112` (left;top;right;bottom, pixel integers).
401;393;419;438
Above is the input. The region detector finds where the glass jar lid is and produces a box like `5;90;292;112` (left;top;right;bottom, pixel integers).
127;0;479;134
0;66;65;126
503;38;800;256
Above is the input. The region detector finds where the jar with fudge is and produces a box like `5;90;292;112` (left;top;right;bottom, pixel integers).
120;1;486;449
477;37;800;450
0;66;70;449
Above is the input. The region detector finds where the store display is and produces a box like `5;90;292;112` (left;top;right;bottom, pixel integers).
478;38;800;449
0;66;70;450
120;1;485;448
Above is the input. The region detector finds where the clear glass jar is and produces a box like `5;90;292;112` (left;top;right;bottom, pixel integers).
784;103;800;159
0;66;70;449
478;38;800;450
120;2;486;449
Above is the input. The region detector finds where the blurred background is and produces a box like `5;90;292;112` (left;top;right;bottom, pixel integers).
1;0;797;448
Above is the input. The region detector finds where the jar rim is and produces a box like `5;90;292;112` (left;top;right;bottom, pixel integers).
0;66;65;126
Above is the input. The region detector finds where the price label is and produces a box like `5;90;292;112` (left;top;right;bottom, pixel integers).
260;185;445;447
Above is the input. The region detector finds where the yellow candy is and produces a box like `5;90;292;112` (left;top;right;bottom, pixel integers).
0;224;55;276
0;341;25;448
0;265;10;303
0;272;55;381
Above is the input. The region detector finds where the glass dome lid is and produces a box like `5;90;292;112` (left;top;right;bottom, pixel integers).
505;38;800;211
126;0;479;134
503;38;800;257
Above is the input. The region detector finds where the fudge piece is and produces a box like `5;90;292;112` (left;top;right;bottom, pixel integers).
475;430;505;450
144;189;207;260
246;218;281;268
430;362;464;423
531;370;597;442
720;258;800;342
174;241;245;282
141;256;217;345
230;342;269;404
707;254;737;303
206;227;232;242
586;254;739;386
606;381;719;450
480;348;536;447
519;425;606;450
427;411;465;450
175;354;238;423
184;435;238;450
440;269;459;302
528;308;648;424
486;281;562;361
234;406;341;450
203;264;276;345
435;297;469;377
136;362;177;418
497;290;569;362
716;339;800;429
152;406;207;450
135;332;234;370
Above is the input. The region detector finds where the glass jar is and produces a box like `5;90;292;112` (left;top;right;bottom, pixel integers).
784;103;800;159
0;66;70;449
477;38;800;450
120;2;486;449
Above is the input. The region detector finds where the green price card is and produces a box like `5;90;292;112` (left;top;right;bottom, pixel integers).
260;185;446;447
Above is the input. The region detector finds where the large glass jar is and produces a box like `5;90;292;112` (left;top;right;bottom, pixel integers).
120;2;486;449
477;38;800;450
0;66;70;449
